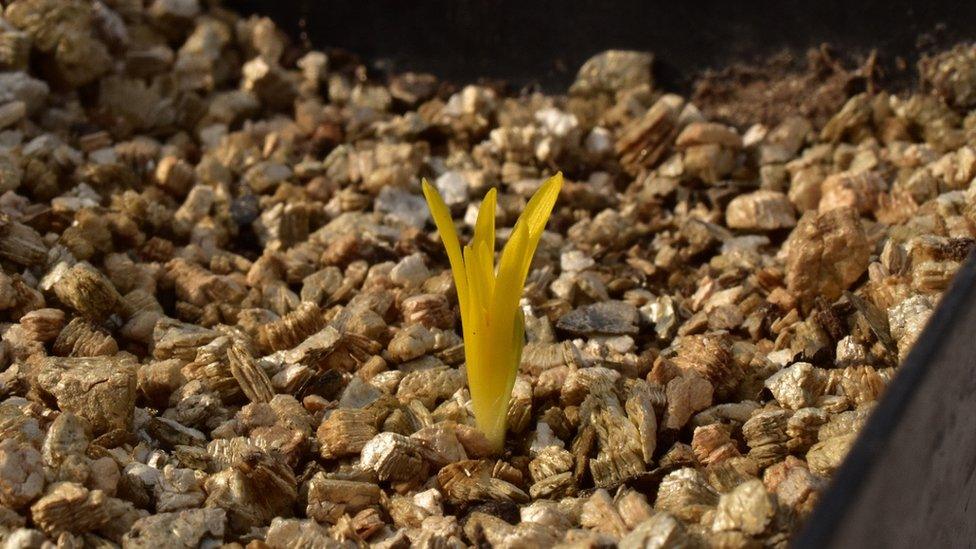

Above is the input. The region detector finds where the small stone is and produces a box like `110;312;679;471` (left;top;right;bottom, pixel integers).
149;0;201;21
243;162;292;194
264;517;335;548
146;417;207;448
580;489;629;539
154;465;206;512
835;335;869;366
712;479;775;535
241;57;297;110
0;216;46;267
376;186;429;229
339;376;383;409
123;508;226;549
557;301;639;336
0;100;26;129
529;446;574;483
317;409;377;459
361;432;429;482
764;362;826;410
691;424;740;466
764;458;824;517
389;71;437;106
743;409;792;469
30;482;138;538
561;366;620;406
401;293;454;330
676;122;742;149
561;250;595;272
390;253;430;288
671;334;739;399
655;467;718;522
760;116;812;163
437;459;528;504
807;434;856;476
585;127;614;155
88;456;119;495
0;72;49;114
619;512;692;549
396;366;464;408
307;474;382;516
818;171;886;214
888;295;935;361
571;50;653;96
920;44;976;108
616;94;683;172
34;356;137;436
51;262;123;320
0;439;44;509
726;190;796;230
434;171;470;207
786;207;870;308
664;373;714;430
2;529;47;548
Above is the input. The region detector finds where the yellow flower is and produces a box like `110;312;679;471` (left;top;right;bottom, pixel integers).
422;173;563;452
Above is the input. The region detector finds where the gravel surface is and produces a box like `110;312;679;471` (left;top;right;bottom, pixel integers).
0;1;974;547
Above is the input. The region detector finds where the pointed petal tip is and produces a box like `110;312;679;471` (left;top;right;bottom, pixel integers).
546;171;564;193
420;178;436;200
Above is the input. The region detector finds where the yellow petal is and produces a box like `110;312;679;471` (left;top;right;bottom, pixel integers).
492;172;562;321
476;239;494;302
473;187;497;270
512;306;526;369
492;220;530;325
422;179;469;321
472;188;497;298
463;244;490;320
463;243;497;444
485;220;529;399
520;172;563;242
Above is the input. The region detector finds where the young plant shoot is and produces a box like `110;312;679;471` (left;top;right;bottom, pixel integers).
422;173;563;452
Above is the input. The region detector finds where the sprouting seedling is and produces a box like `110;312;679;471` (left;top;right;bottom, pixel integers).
422;172;563;452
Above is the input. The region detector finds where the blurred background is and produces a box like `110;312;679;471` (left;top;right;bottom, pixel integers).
234;0;973;92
